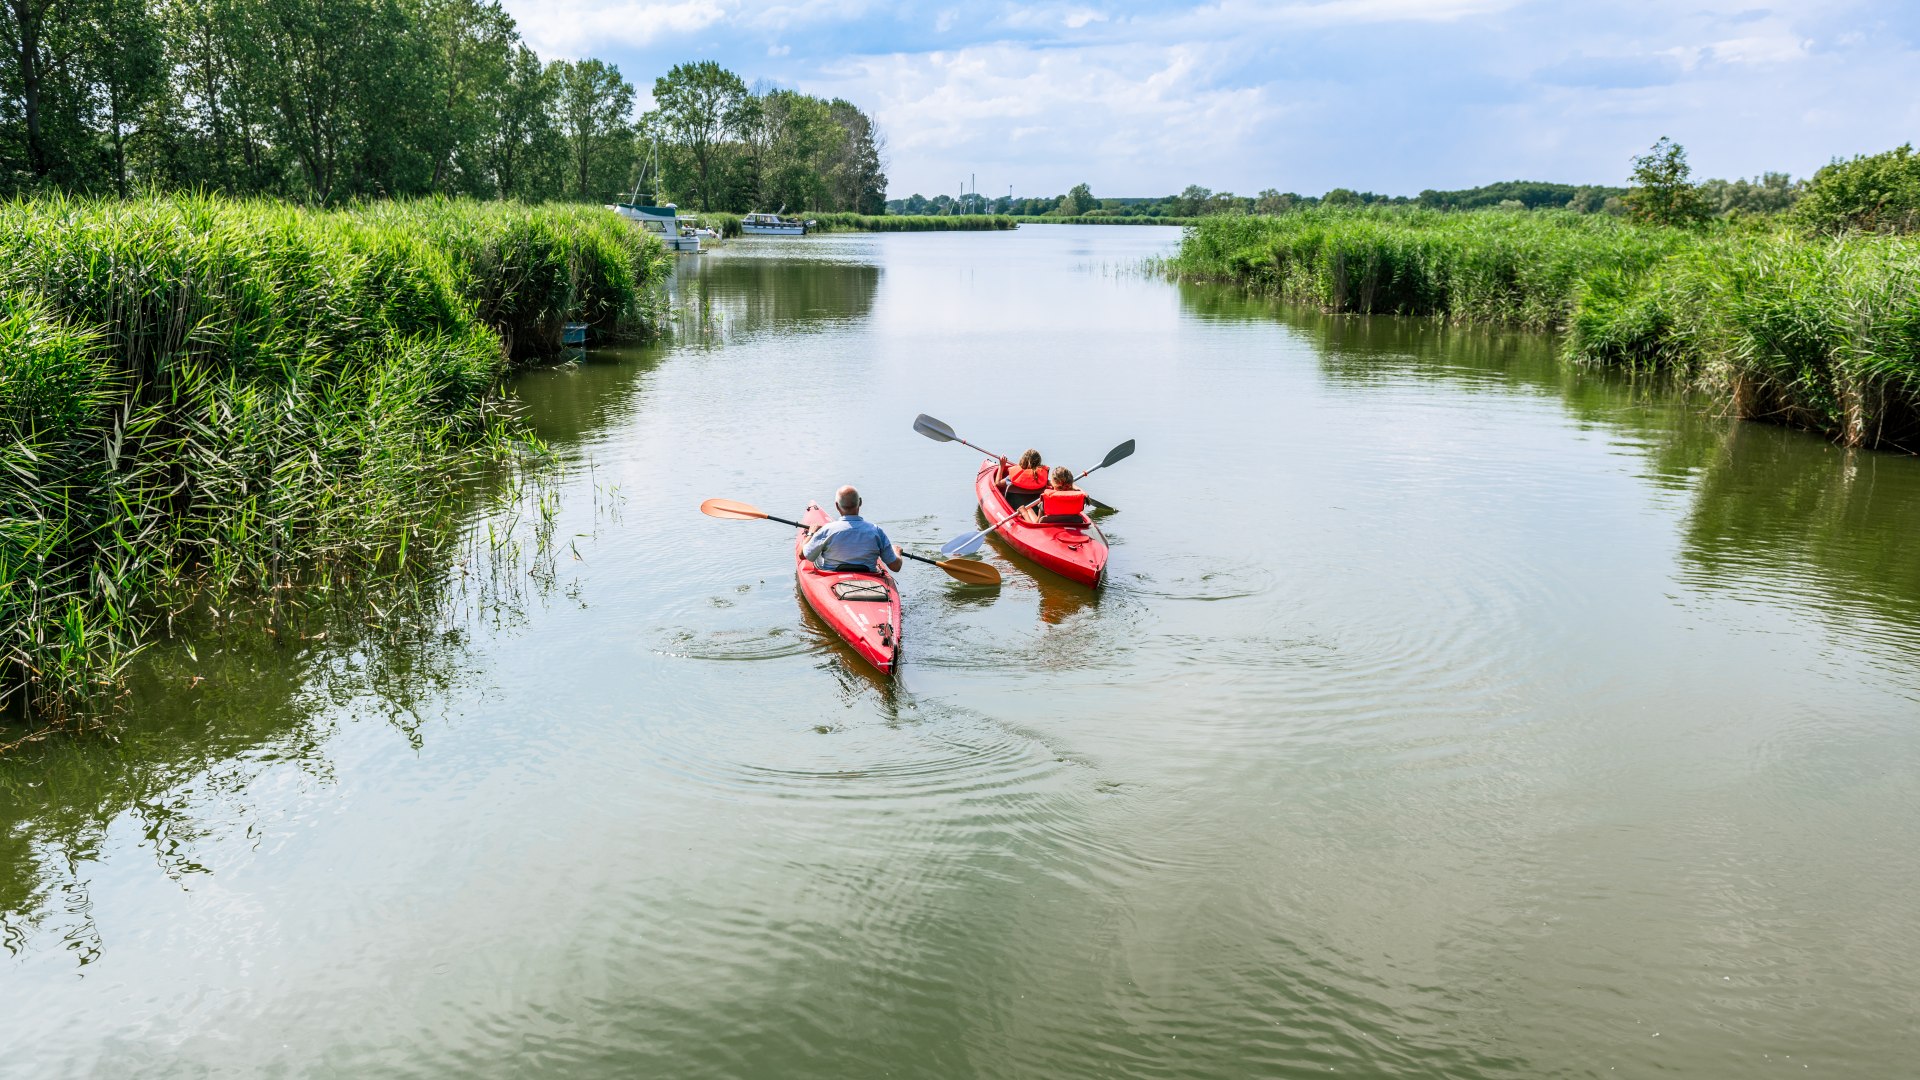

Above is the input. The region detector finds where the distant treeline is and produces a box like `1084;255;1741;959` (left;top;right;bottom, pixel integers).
890;142;1920;230
0;2;884;213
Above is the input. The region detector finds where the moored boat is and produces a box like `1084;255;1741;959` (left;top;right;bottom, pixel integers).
742;212;811;236
794;502;902;673
974;459;1107;586
609;201;702;253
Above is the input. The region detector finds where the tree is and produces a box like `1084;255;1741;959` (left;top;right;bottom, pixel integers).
418;0;514;194
1177;184;1211;215
649;60;746;210
1790;145;1920;235
1254;188;1294;214
486;44;559;198
824;97;885;214
553;57;632;201
1061;182;1095;216
1322;187;1359;207
1624;136;1707;227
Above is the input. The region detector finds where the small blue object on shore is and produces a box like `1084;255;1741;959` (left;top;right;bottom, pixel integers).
562;322;588;346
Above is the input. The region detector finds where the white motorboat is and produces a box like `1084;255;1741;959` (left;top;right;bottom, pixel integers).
741;212;812;236
609;201;702;252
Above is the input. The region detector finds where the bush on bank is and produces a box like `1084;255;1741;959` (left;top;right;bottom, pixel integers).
698;212;1015;237
0;194;670;728
1174;209;1920;451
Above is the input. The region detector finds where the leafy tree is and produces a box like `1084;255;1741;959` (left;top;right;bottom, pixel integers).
1624;137;1708;227
1322;187;1359;207
1790;145;1920;235
418;0;515;194
553;57;632;201
486;44;560;198
1061;182;1095;216
824;97;885;213
649;60;746;210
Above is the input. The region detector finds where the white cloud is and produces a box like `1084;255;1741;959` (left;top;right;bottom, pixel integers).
502;0;732;57
1707;33;1812;65
813;41;1280;194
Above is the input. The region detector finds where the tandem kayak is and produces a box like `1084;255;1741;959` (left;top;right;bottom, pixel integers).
975;459;1108;586
794;502;902;674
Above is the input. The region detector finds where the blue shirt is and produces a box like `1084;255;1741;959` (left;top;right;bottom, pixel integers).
803;514;894;572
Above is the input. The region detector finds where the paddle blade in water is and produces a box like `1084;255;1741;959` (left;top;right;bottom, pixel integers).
700;498;768;520
913;413;957;442
938;558;1001;585
941;533;986;558
1099;439;1136;469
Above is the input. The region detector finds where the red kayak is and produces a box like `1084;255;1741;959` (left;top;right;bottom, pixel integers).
975;459;1108;586
794;502;902;674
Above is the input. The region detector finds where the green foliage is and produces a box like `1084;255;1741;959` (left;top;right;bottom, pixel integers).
1698;172;1800;218
554;59;635;202
1174;206;1920;450
1061;183;1096;217
638;66;885;215
1419;180;1622;211
0;193;671;727
1625;137;1709;228
1173;207;1688;327
0;3;888;212
1790;144;1920;236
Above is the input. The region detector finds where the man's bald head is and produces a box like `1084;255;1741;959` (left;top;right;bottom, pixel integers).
836;485;861;514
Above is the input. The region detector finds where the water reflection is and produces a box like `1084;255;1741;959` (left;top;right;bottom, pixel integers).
676;246;881;343
1681;422;1920;659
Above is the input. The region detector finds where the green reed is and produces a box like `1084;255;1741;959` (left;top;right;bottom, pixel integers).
1174;209;1920;450
700;212;1014;237
0;193;671;733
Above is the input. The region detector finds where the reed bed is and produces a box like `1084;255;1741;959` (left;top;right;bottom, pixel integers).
701;212;1014;237
0;194;670;730
1174;209;1920;450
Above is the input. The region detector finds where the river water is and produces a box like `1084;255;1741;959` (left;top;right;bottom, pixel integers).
4;225;1919;1078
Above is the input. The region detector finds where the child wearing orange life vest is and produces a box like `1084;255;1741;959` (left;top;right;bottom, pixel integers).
1036;466;1088;523
1000;449;1049;508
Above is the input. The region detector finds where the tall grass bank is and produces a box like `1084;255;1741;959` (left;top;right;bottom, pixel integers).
0;195;670;730
1174;210;1920;451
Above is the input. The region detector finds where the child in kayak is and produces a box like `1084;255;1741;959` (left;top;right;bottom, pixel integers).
1033;466;1088;524
1000;450;1048;508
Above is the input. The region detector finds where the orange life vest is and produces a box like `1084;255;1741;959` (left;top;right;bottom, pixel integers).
1041;488;1086;517
1006;465;1048;492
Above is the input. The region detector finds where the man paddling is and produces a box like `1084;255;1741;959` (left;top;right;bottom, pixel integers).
803;486;903;574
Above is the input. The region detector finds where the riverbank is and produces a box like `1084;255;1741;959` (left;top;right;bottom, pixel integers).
1173;209;1920;451
703;212;1016;237
0;195;671;732
1013;215;1200;226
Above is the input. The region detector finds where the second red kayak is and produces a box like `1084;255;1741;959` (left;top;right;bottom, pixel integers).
794;502;902;674
975;459;1108;586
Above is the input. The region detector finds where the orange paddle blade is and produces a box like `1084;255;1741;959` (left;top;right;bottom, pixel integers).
700;498;768;520
937;558;1001;586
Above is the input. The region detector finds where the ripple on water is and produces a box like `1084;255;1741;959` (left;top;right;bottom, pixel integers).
1113;553;1276;602
643;695;1068;810
654;625;816;662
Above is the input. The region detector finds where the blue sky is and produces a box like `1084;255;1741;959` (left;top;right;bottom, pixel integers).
499;0;1920;199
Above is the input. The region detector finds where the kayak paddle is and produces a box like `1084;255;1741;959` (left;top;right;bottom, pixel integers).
913;413;1115;512
701;498;1002;585
940;439;1134;557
